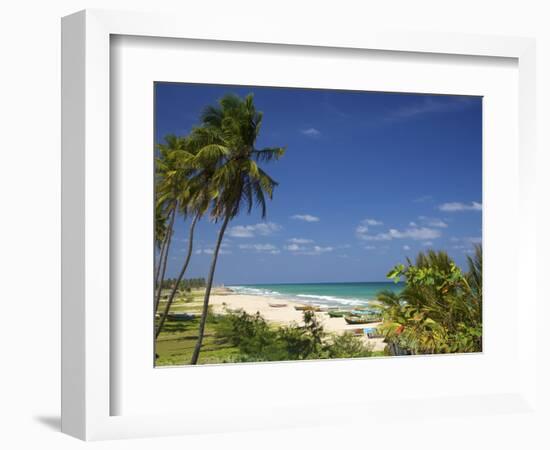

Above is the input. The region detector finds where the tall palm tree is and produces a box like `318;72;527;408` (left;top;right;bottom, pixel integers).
190;94;286;364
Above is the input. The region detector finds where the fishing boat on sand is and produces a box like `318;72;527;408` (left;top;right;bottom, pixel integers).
167;312;195;321
294;305;322;312
328;310;348;318
344;315;381;325
269;302;287;308
329;308;378;318
350;309;379;316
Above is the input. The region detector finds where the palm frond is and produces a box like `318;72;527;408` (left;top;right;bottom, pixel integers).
252;147;286;162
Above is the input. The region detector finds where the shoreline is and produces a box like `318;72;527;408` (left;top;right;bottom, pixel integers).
209;289;387;351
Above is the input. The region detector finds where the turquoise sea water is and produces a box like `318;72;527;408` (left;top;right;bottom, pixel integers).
228;282;404;308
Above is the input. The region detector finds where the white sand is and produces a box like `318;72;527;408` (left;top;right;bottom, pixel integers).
209;290;387;351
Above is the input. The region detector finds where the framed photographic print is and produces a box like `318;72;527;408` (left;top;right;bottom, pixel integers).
62;9;538;441
152;83;483;368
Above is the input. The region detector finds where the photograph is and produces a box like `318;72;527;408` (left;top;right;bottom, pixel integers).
153;83;482;366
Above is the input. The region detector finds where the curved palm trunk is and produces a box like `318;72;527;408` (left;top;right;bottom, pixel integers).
155;214;199;339
154;230;169;288
154;204;177;314
190;214;231;365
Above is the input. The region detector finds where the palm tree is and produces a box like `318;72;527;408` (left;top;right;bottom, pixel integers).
154;204;169;286
466;244;482;302
154;131;228;338
154;135;194;314
190;94;286;364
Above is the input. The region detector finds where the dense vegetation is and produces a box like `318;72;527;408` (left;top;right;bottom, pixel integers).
215;309;374;362
374;245;482;355
159;277;206;290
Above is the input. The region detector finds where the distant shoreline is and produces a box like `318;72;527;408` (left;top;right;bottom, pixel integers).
227;280;401;286
223;281;403;310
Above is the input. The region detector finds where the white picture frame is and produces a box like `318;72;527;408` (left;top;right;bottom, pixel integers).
61;9;537;441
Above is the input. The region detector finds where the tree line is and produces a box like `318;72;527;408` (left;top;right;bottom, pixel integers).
159;277;206;291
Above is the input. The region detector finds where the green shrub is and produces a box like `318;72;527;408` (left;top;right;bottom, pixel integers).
376;246;483;355
326;332;373;359
215;308;374;362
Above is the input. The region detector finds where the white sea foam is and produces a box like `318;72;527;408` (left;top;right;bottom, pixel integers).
296;294;367;306
227;286;369;307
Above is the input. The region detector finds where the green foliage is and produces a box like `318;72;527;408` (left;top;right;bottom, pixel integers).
160;277;206;290
215;309;373;362
326;332;374;359
375;248;483;355
193;93;286;221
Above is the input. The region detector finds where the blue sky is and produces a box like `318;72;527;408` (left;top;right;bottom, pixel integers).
155;83;482;284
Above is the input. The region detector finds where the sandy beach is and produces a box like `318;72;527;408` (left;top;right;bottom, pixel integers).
209;289;387;351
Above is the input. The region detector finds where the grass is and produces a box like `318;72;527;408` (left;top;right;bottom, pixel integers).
155;317;240;365
155;289;240;366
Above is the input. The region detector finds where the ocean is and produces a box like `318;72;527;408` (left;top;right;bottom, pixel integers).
228;281;404;308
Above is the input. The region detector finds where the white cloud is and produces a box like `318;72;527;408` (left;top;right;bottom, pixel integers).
389;97;476;121
409;221;418;227
464;236;482;244
356;225;369;234
291;214;320;223
196;247;231;255
394;228;441;240
284;243;305;252
364;245;376;250
438;201;482;212
403;245;411;251
362;218;383;226
301;127;321;137
450;237;481;251
358;226;442;242
422;241;434;247
418;216;448;228
285;243;333;255
355;218;383;236
305;246;334;255
285;243;301;251
313;245;333;253
239;243;280;254
227;222;281;238
288;238;314;244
